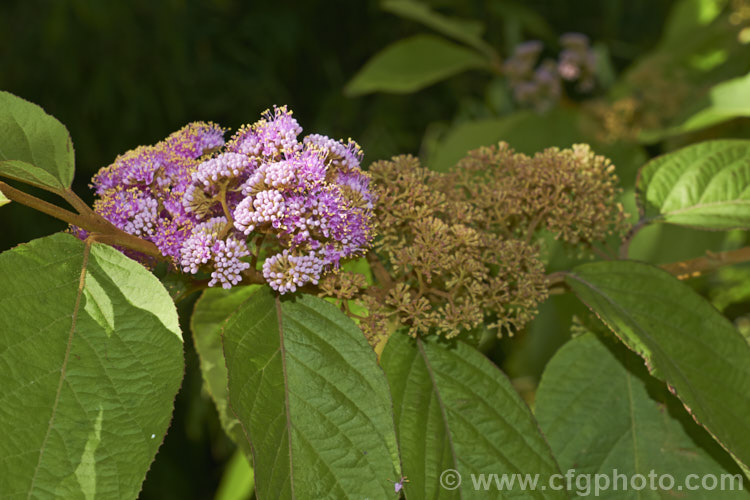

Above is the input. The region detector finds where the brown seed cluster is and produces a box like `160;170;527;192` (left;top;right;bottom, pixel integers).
321;143;628;347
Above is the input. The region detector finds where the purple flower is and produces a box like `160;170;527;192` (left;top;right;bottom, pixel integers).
91;146;168;194
303;134;363;171
262;249;324;293
231;137;374;286
233;189;286;235
557;33;597;91
194;152;253;185
179;217;250;289
227;105;302;158
82;108;374;293
503;40;543;83
164;121;226;160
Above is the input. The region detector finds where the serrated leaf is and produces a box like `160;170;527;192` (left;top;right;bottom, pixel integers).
0;189;9;207
381;0;493;56
0;91;75;191
565;260;750;470
191;285;259;457
345;34;489;96
0;233;184;499
380;333;564;499
636;139;750;229
222;288;401;499
536;331;749;499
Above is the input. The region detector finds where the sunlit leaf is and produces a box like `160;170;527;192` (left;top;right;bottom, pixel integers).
0;233;184;498
0;91;75;191
636;139;750;229
215;450;255;500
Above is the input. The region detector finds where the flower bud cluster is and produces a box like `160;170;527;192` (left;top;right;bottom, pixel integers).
504;33;596;111
79;107;374;292
329;143;627;346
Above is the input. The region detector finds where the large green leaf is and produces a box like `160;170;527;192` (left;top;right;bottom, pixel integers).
0;91;75;191
344;34;489;96
536;331;749;498
0;233;183;499
191;285;259;457
222;288;401;499
565;260;750;470
380;333;564;499
381;0;494;56
636;140;750;229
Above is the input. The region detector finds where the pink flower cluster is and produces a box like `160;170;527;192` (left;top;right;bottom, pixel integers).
503;33;597;111
83;107;374;293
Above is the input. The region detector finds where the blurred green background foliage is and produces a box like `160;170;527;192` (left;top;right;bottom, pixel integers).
0;0;676;253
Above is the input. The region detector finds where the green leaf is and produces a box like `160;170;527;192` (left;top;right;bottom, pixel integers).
344;34;489;97
486;1;557;44
428;108;586;172
215;450;255;500
0;91;75;191
621;0;748;144
565;260;750;470
681;72;750;129
636;139;750;229
380;333;564;499
536;331;749;498
660;0;727;49
381;0;494;56
191;285;259;457
711;264;750;312
0;233;183;499
0;189;9;207
646;72;750;141
222;289;401;499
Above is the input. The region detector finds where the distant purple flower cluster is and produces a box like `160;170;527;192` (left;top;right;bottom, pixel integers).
504;33;597;111
557;33;597;91
84;107;374;293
